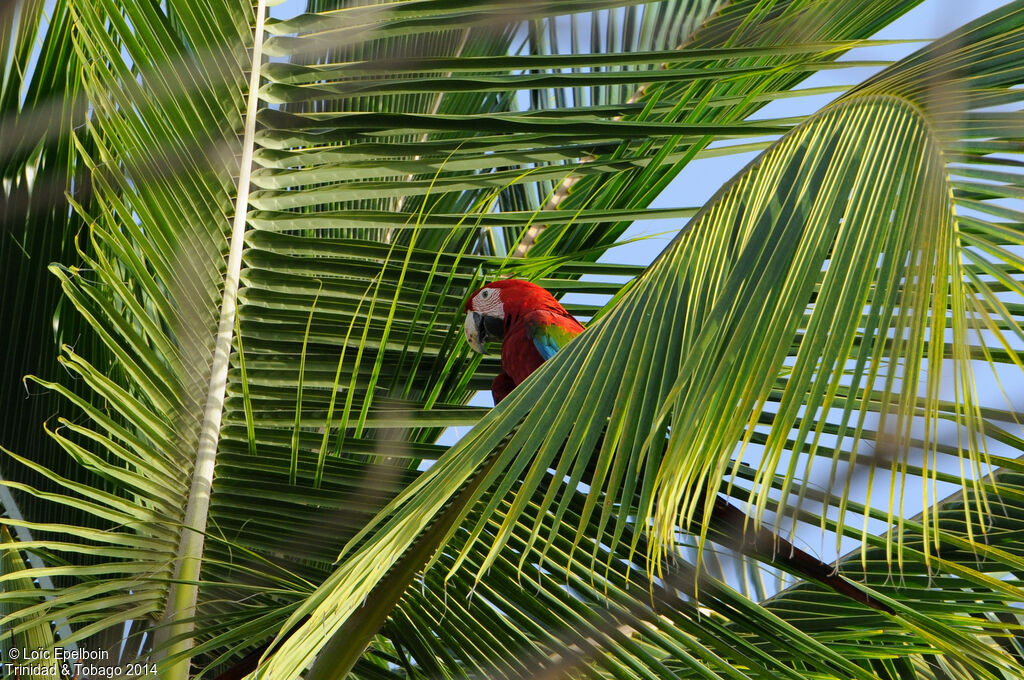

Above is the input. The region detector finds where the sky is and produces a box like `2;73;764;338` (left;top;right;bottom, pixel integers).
397;0;1018;425
420;1;1023;569
2;0;1016;644
273;1;1022;569
608;0;1014;267
260;0;1014;275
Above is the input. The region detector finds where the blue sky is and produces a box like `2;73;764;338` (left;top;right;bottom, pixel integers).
410;0;1017;428
609;0;1014;267
422;1;1023;571
259;1;1023;568
262;0;1011;279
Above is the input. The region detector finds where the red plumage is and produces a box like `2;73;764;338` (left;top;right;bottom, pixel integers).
464;279;584;404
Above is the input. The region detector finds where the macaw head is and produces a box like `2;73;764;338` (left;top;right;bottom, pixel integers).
463;279;560;353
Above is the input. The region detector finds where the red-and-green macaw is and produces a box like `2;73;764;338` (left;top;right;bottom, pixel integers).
461;278;895;615
463;279;584;404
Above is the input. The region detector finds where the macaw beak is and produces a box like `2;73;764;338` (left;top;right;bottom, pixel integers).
464;311;503;354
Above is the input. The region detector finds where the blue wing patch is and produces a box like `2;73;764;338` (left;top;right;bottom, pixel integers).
528;319;580;361
532;331;562;360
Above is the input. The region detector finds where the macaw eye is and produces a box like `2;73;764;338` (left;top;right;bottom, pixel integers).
481;290;490;300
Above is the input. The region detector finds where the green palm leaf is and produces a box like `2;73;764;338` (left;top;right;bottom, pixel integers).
260;3;1024;678
3;0;1024;678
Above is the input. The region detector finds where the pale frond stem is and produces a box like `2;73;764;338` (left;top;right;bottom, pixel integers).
511;171;585;256
155;1;267;677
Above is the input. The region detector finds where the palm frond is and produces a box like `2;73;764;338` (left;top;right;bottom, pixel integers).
2;0;253;672
260;3;1024;678
0;0;105;535
6;0;1024;678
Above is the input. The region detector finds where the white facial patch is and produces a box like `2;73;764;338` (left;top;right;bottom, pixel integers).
465;312;484;353
473;287;504;318
464;288;506;354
